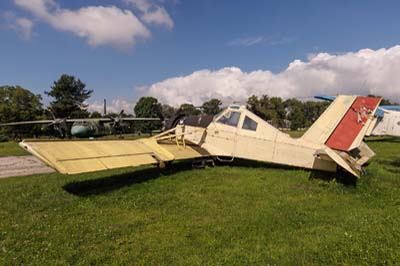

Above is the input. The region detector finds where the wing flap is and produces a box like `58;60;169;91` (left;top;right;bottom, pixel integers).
58;154;158;174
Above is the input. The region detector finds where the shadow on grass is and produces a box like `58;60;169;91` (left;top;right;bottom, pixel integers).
376;157;400;174
220;158;358;187
308;170;358;187
64;158;359;196
366;136;400;143
388;159;400;167
225;158;298;171
63;161;194;197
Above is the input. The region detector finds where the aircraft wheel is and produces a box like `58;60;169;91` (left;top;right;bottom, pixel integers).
158;161;166;169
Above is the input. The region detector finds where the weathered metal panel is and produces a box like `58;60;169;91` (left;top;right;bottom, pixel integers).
158;142;209;160
20;140;161;174
372;110;400;136
325;96;381;151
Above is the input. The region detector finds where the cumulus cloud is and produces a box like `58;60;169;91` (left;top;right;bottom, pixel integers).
14;0;151;49
145;45;400;106
124;0;174;29
88;98;135;114
2;11;35;40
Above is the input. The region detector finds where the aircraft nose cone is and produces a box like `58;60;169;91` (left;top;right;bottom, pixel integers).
71;126;89;138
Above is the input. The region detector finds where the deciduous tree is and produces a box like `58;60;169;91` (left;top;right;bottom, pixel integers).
0;85;44;136
202;98;222;115
134;97;163;132
46;74;93;118
179;103;200;116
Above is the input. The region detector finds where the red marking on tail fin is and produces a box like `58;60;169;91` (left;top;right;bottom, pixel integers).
325;96;380;151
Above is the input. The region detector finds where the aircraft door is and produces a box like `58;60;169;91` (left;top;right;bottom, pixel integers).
205;110;240;156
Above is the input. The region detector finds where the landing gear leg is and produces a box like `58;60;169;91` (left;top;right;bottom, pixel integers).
192;158;215;169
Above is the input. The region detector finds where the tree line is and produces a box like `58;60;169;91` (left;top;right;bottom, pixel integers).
1;74;398;138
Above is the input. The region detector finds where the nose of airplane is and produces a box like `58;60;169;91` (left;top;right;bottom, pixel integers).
71;125;89;138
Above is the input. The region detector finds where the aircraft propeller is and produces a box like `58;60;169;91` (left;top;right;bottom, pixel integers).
107;110;126;133
43;109;69;138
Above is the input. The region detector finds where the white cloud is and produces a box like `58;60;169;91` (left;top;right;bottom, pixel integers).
15;17;34;39
125;0;151;12
14;0;151;49
2;11;35;40
88;98;135;114
228;36;265;47
228;36;294;47
125;0;174;29
145;45;400;106
142;6;173;29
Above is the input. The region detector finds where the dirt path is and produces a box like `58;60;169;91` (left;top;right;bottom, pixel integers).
0;156;54;179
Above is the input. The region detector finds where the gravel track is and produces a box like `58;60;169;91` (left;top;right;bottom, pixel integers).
0;156;54;178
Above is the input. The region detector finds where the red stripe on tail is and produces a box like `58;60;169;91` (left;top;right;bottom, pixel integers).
325;96;380;151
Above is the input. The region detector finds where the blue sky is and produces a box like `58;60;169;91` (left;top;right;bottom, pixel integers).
1;0;400;110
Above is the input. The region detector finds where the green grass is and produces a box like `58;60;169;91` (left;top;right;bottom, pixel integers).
0;142;29;156
286;130;306;138
0;138;400;265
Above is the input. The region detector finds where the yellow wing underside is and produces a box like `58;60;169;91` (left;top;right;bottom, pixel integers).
20;138;209;175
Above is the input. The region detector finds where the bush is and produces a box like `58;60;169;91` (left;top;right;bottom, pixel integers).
0;134;9;142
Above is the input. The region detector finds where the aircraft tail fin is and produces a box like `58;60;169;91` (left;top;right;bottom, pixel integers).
302;95;381;151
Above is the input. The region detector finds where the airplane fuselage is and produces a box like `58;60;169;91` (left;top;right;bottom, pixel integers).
372;110;400;136
70;120;116;138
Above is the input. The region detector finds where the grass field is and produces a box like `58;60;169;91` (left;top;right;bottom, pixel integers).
0;142;29;157
0;137;399;265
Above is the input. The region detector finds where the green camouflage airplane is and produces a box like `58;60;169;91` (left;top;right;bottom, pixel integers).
0;110;160;138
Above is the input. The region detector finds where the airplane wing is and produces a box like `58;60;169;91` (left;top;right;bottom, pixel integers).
64;117;160;123
20;136;209;174
0;120;54;126
120;118;161;121
379;105;400;111
314;94;336;102
0;117;161;126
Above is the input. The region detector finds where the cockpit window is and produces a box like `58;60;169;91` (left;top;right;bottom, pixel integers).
75;121;91;126
76;121;87;126
217;111;241;127
242;116;258;131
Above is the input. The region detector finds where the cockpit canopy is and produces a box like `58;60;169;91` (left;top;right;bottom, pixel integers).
215;105;259;132
74;121;90;126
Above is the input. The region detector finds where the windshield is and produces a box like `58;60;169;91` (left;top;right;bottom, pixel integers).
217;111;241;127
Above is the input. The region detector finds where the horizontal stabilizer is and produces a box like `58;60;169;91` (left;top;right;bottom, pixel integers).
316;147;359;177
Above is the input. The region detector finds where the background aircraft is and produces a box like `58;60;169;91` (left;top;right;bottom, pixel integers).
315;95;400;137
0;105;160;138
